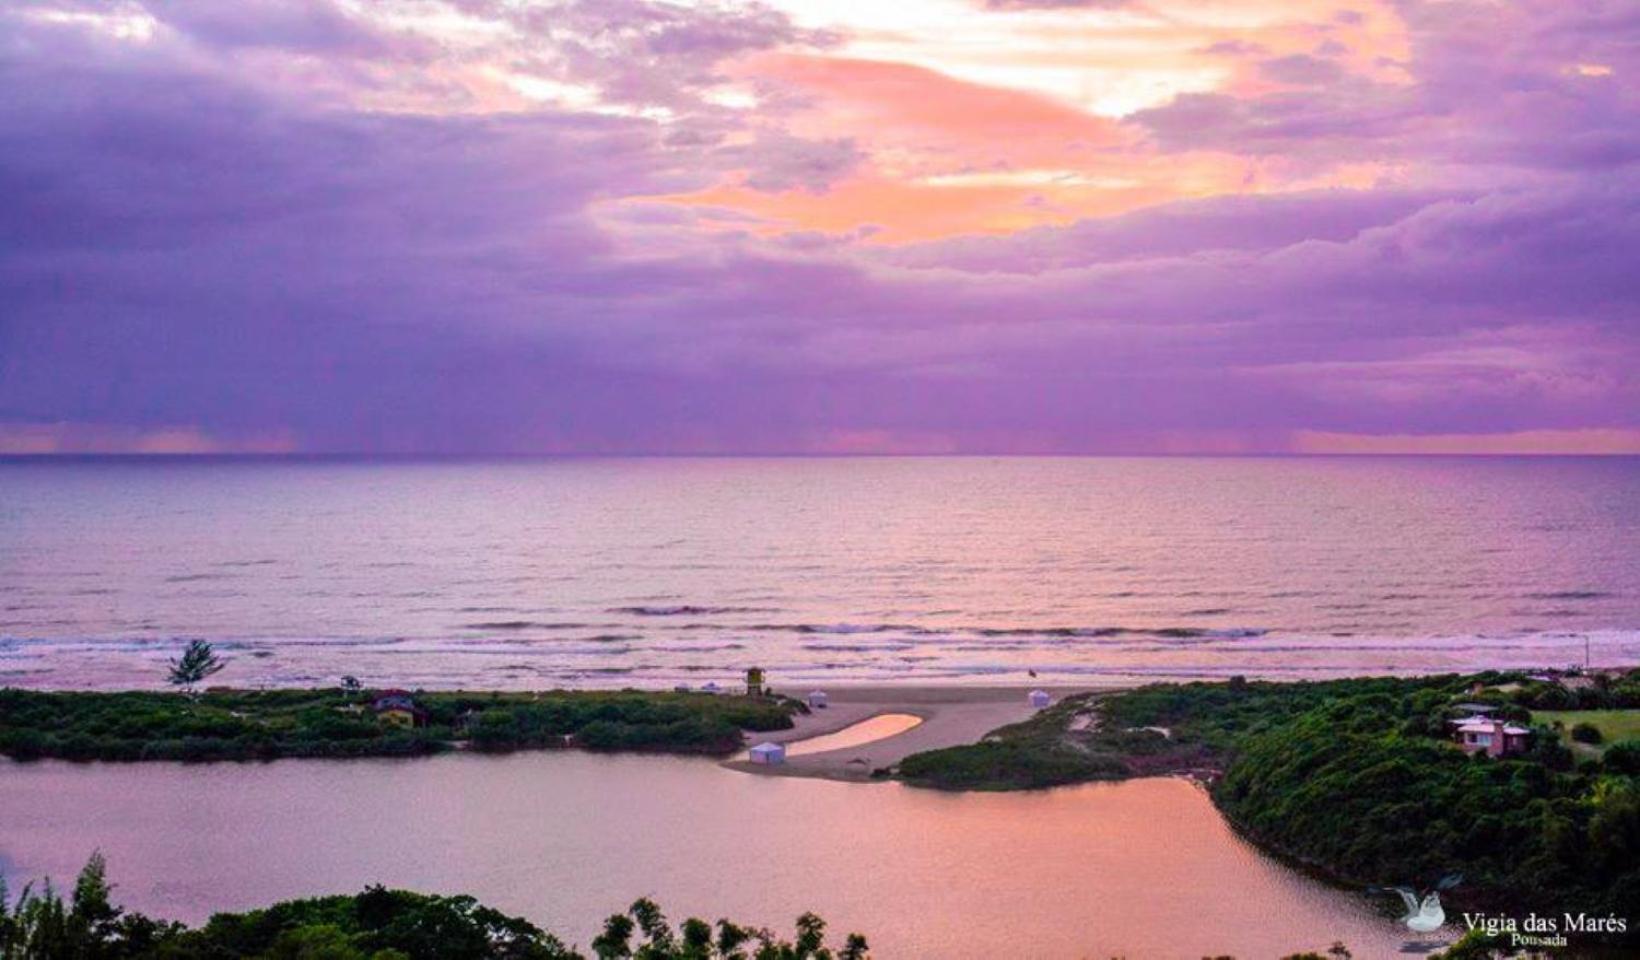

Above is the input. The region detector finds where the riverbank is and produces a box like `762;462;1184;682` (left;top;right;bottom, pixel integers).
885;669;1640;951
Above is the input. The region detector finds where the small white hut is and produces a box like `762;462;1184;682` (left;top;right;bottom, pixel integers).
807;690;829;709
701;681;722;695
748;741;786;765
1028;689;1051;708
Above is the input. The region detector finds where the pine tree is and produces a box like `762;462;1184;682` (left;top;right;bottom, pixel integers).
167;639;225;696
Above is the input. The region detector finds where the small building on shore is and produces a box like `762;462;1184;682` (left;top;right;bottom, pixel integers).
807;690;828;709
1456;718;1530;757
1447;703;1497;726
1029;689;1052;708
371;689;428;729
746;667;766;696
748;742;786;765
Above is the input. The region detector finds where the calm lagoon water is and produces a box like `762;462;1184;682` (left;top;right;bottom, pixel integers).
0;752;1415;959
2;455;1638;689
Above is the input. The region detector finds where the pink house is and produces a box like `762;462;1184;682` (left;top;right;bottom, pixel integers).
1456;718;1530;757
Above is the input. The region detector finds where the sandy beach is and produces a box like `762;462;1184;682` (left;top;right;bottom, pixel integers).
724;685;1094;781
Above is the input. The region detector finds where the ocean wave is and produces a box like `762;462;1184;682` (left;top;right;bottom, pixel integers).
610;605;777;616
6;626;1639;692
800;641;919;653
461;621;602;631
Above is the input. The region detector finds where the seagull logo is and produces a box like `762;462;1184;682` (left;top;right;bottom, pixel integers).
1373;874;1462;934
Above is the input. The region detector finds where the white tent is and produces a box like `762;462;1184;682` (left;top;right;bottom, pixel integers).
748;742;786;765
807;690;829;709
701;681;722;695
1028;689;1051;708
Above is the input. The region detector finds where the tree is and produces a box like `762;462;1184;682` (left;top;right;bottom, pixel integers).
69;850;122;950
1606;741;1640;775
167;640;225;695
589;901;868;960
592;912;634;959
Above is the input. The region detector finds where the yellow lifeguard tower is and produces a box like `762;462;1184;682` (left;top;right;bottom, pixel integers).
746;667;765;696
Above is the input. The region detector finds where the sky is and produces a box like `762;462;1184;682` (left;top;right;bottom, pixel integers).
0;0;1636;455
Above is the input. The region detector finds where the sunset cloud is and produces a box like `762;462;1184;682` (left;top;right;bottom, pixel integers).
1;0;1636;454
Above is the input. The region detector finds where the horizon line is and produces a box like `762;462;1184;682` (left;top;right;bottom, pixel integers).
4;451;1639;461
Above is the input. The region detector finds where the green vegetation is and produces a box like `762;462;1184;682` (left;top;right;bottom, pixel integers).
0;688;798;762
899;671;1640;943
896;736;1128;791
1603;741;1640;775
1512;673;1640;712
1534;709;1640;754
1213;687;1637;923
899;674;1429;791
1;855;868;960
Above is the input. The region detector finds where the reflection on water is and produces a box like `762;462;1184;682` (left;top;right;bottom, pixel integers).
785;713;924;757
0;753;1419;959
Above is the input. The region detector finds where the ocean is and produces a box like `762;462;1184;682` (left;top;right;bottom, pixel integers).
2;455;1637;690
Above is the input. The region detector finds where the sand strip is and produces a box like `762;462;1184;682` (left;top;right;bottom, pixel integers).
724;684;1092;782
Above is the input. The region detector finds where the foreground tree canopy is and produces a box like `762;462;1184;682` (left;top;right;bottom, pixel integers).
0;856;868;960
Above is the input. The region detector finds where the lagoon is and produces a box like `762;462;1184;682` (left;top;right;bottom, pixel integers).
0;751;1416;959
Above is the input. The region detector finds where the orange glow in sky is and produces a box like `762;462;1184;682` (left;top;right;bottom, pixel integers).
619;0;1415;241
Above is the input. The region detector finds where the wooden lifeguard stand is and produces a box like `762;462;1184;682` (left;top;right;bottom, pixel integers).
746;666;765;696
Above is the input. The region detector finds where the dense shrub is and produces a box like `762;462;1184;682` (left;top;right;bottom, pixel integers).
1604;741;1640;775
0;688;798;762
1216;690;1640;925
899;740;1127;790
1513;674;1640;711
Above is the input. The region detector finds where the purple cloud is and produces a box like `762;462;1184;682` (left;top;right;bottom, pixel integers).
1257;54;1346;87
146;0;423;57
0;0;1636;454
729;131;863;193
1134;0;1640;173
